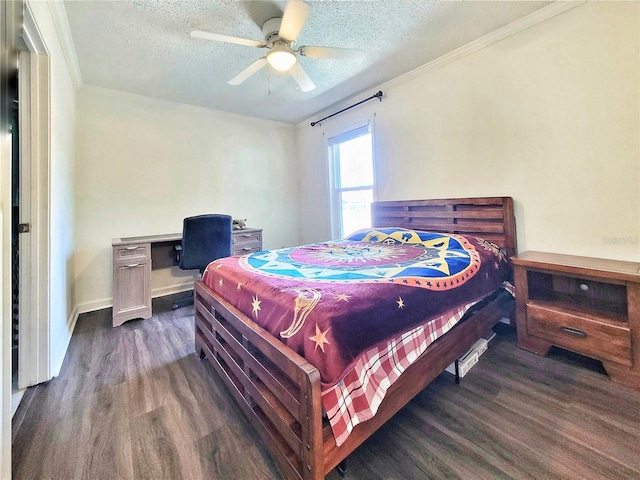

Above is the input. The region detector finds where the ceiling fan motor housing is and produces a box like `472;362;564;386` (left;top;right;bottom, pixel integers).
262;17;288;47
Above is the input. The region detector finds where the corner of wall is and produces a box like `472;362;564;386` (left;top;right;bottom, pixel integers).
46;0;82;88
49;305;79;378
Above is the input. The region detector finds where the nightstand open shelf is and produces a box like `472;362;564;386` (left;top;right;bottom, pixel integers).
512;251;640;390
526;269;628;318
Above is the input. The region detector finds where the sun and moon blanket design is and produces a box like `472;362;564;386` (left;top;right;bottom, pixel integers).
202;228;510;387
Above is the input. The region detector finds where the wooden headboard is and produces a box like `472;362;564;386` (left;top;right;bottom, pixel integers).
372;196;517;258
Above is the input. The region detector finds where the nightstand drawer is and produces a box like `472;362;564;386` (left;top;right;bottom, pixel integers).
113;243;150;262
526;302;632;366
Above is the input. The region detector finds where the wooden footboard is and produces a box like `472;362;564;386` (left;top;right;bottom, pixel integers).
195;280;514;479
194;280;324;479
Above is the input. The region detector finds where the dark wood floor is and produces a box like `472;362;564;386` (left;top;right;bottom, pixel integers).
12;294;640;480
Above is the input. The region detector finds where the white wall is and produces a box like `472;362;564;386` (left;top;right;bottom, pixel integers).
296;1;640;262
74;86;300;312
28;1;77;376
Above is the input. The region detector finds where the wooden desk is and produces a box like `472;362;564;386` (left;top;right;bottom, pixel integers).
112;228;262;326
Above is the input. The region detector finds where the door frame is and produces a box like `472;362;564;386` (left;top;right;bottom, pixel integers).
17;2;51;388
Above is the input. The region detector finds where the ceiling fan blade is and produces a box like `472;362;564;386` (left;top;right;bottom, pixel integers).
299;46;365;60
278;0;311;41
228;58;268;85
190;30;265;48
289;63;315;92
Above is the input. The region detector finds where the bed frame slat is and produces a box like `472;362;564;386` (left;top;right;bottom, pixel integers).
195;283;324;479
372;196;516;257
195;303;305;457
197;315;304;457
195;300;302;420
375;219;505;234
198;288;312;384
375;196;510;207
377;207;506;220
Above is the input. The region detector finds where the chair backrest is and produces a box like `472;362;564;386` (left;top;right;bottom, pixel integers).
179;214;233;272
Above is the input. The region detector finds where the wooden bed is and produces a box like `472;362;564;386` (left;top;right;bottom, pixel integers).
194;196;517;479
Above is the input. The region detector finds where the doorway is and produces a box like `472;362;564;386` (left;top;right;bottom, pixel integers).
9;72;21;414
11;5;52;414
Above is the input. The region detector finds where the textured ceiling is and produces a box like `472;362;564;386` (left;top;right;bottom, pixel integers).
64;0;551;124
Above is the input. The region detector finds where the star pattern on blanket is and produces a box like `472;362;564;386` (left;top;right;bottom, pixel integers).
397;297;405;309
309;324;330;353
251;295;261;317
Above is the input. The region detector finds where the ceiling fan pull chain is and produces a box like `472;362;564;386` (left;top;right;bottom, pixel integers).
266;67;271;95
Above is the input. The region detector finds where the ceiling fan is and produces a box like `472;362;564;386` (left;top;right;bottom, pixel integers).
190;0;365;92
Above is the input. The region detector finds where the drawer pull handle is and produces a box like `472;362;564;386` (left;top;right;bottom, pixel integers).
561;326;586;338
124;246;140;250
125;263;140;268
241;248;252;251
240;234;252;238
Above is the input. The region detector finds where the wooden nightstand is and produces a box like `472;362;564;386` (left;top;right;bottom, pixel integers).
512;251;640;390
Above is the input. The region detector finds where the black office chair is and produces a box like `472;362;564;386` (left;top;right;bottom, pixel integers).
172;214;233;310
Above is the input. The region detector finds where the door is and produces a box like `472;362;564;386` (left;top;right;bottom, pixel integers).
16;40;51;388
17;51;32;390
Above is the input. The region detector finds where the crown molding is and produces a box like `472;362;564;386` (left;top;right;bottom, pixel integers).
46;0;82;88
387;0;586;88
297;0;585;130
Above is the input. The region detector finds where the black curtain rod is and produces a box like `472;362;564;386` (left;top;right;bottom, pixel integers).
310;90;383;127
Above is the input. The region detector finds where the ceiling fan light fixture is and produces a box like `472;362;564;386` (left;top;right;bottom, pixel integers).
267;46;297;71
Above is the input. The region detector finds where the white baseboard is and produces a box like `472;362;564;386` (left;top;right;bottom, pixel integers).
67;304;79;331
11;388;26;419
76;297;112;315
151;282;193;299
76;282;195;314
50;305;80;378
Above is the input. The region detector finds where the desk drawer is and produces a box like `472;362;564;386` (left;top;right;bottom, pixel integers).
233;244;262;256
526;303;632;366
233;230;262;246
114;244;150;262
112;260;152;326
232;229;262;256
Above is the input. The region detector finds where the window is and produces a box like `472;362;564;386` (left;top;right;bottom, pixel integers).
328;122;375;238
